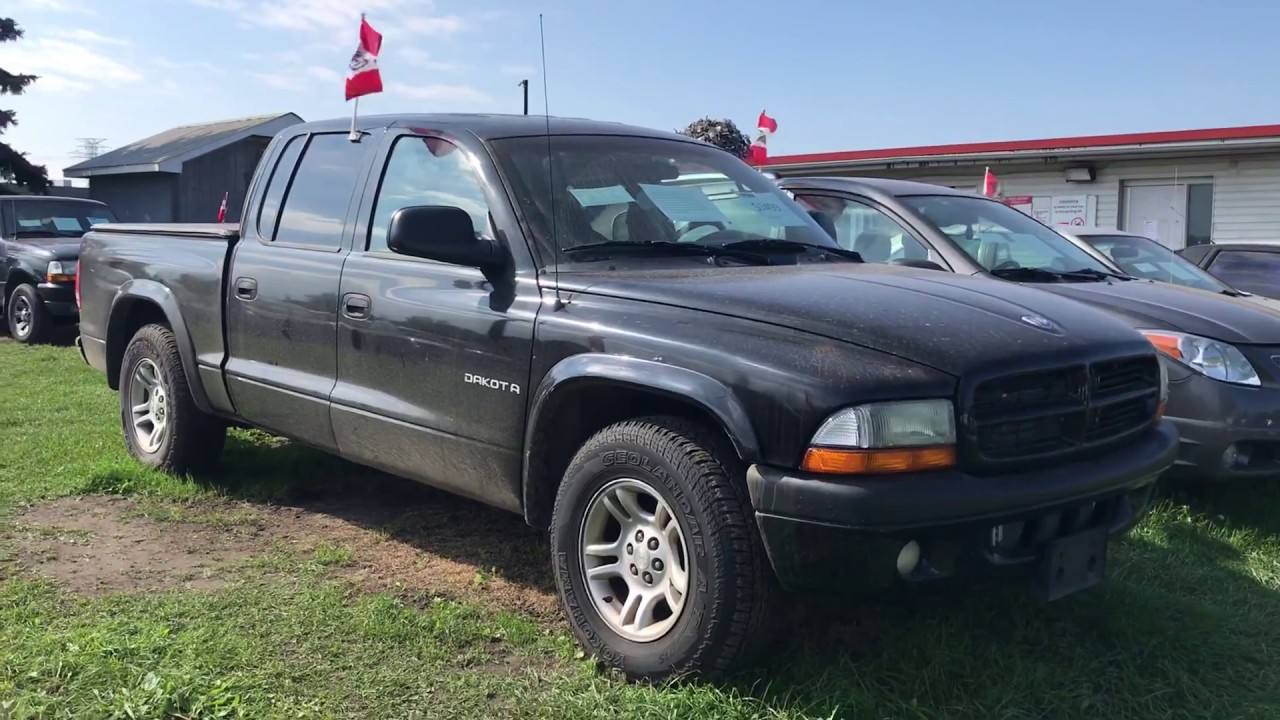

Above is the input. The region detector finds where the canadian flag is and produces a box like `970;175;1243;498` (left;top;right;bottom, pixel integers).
345;15;384;101
746;110;777;166
982;167;1000;197
216;191;228;223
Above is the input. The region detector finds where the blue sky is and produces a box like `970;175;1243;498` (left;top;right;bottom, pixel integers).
5;0;1280;181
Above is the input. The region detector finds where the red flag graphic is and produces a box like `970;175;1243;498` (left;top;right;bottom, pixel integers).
216;191;228;223
747;110;777;166
982;167;1000;197
345;16;384;101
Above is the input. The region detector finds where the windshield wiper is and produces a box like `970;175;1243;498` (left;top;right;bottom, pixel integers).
720;238;863;262
1059;267;1133;281
989;266;1131;283
13;230;72;239
561;241;771;265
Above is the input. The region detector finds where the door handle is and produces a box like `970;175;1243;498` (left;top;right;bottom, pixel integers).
234;277;258;301
342;293;371;319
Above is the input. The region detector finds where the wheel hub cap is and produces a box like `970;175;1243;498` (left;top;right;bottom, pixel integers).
12;297;31;336
579;477;690;642
128;358;169;454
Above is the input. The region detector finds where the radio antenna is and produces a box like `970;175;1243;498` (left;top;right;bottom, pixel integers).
539;13;564;310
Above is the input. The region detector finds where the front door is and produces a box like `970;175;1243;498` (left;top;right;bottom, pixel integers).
1122;181;1212;251
330;131;539;512
224;131;376;451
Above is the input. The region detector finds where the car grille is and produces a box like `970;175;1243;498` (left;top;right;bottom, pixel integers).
968;355;1160;468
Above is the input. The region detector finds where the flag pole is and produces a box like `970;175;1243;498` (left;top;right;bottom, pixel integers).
349;11;366;141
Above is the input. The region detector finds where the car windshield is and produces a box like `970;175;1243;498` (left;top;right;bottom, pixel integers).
900;195;1114;279
490;135;844;268
12;200;116;238
1080;234;1232;293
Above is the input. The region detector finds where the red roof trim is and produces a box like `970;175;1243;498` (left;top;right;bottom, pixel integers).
764;123;1280;167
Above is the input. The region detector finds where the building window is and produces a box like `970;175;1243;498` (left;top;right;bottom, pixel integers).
1186;183;1214;246
1122;178;1214;250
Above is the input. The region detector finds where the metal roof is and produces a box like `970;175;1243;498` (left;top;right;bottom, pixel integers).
63;113;304;178
766;124;1280;171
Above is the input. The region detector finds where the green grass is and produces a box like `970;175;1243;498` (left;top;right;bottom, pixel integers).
2;341;1280;718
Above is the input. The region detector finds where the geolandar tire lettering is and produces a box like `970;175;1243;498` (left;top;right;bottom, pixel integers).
550;416;777;680
119;323;227;474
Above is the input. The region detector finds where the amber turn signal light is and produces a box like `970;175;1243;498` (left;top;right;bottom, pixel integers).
48;274;76;284
801;445;956;475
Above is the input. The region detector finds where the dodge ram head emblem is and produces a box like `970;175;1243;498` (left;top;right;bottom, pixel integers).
1019;314;1060;333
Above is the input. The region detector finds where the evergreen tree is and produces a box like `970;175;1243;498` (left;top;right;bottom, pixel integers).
0;17;49;193
679;118;750;160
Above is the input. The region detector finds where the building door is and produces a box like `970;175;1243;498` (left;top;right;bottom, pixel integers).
1123;179;1214;250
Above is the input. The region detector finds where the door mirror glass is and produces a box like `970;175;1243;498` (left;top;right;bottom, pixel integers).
386;205;502;268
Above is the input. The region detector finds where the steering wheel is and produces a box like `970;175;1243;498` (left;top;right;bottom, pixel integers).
990;259;1021;272
675;221;726;243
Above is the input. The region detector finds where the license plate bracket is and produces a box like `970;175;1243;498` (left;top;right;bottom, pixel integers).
1033;526;1109;601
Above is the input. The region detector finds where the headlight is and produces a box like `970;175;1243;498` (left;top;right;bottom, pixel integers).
1140;330;1260;386
802;399;956;475
46;261;77;282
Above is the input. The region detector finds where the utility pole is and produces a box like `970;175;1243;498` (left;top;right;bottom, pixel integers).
518;79;529;115
70;138;109;161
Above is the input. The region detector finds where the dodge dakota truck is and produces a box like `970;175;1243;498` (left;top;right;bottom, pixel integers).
2;195;116;342
78;114;1178;680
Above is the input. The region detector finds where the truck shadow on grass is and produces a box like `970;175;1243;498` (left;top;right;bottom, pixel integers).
145;432;1280;716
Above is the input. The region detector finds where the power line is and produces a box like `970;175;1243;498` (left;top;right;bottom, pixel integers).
70;138;108;161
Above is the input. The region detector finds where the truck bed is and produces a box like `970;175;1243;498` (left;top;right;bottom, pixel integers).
89;223;241;241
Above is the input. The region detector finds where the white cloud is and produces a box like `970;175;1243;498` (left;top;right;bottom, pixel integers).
307;66;343;83
188;0;474;36
13;0;74;10
386;82;490;104
248;72;305;91
402;14;465;36
0;37;143;88
500;64;535;77
46;28;127;46
397;47;469;72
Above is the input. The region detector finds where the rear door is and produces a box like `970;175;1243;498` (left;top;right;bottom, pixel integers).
224;131;377;450
329;129;540;512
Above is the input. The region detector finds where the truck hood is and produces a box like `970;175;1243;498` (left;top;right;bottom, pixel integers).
1032;279;1280;344
6;239;81;261
566;263;1150;377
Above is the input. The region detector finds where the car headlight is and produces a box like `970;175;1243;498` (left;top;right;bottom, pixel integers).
1140;330;1260;386
802;399;956;475
46;261;77;282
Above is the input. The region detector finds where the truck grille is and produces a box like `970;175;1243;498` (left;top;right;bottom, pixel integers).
968;355;1160;467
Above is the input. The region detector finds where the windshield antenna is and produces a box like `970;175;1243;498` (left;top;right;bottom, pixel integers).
539;13;564;310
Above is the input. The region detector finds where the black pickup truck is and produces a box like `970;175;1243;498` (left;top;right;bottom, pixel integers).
78;114;1178;679
2;195;116;342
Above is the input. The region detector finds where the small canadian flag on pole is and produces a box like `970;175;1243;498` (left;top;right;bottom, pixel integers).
216;191;228;223
982;167;1000;197
747;110;778;167
345;13;384;140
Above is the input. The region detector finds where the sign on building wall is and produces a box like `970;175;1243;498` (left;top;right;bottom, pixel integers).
1050;196;1089;226
1000;194;1095;226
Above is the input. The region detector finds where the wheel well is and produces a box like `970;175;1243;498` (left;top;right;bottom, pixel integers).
4;270;37;306
523;381;742;530
105;299;169;390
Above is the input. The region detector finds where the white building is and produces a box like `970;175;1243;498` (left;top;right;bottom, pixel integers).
764;124;1280;251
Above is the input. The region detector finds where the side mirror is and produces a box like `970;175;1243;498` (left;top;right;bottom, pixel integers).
890;258;947;271
1109;245;1140;260
387;205;503;268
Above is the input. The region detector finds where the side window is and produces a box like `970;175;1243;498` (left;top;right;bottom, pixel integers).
793;194;929;264
1208;250;1280;297
255;135;304;240
368;136;492;253
273;133;367;249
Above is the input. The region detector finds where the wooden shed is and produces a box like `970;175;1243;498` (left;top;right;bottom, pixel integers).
62;113;303;223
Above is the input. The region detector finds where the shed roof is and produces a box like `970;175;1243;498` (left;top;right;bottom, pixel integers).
765;124;1280;171
63;113;303;178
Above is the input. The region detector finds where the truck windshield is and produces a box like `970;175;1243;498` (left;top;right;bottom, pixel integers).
901;195;1115;280
13;200;117;238
1079;234;1233;294
490;135;843;267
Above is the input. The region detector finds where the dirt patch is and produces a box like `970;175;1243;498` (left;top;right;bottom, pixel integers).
10;488;561;620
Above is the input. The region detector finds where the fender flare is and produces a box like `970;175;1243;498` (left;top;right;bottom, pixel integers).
106;279;213;413
521;354;762;519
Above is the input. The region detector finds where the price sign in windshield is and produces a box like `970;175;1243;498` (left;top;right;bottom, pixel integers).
741;194;809;227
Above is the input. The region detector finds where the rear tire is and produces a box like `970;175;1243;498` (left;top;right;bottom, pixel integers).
7;284;51;344
119;323;226;474
551;416;777;681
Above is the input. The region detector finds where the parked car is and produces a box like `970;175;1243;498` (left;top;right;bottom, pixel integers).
1177;242;1280;301
1;195;117;343
78;115;1177;679
1054;227;1280;310
779;177;1280;482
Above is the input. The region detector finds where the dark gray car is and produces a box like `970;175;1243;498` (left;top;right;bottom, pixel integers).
780;176;1280;482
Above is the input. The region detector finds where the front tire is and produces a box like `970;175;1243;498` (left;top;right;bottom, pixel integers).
119;323;226;474
7;284;51;344
551;417;777;681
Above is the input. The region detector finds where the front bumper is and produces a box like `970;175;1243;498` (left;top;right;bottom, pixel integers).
1163;362;1280;481
36;281;77;319
747;420;1178;595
